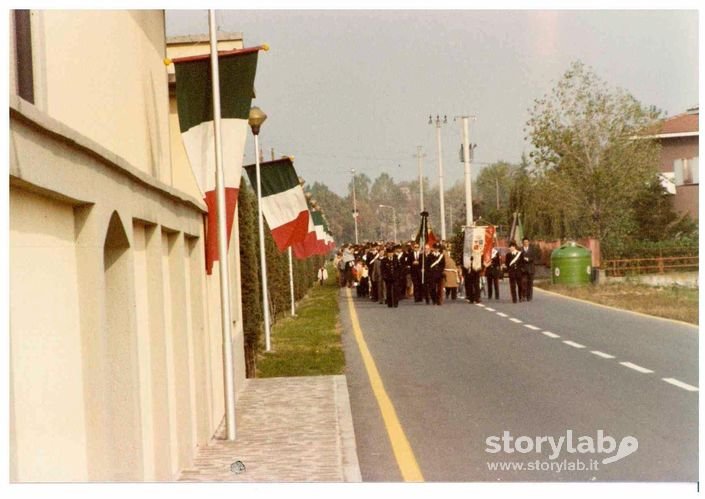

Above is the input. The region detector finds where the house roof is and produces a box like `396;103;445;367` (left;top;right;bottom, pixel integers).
660;109;698;135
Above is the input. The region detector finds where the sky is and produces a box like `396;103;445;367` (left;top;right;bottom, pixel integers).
166;9;699;196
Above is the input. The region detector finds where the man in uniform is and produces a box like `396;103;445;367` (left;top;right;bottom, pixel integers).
520;237;537;302
367;245;382;302
506;241;524;303
425;243;445;305
408;242;424;302
381;246;401;308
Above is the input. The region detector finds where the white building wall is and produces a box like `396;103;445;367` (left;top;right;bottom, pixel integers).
9;189;88;482
9;11;249;482
30;10;171;182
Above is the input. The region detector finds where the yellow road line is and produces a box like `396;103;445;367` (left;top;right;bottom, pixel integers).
345;288;424;482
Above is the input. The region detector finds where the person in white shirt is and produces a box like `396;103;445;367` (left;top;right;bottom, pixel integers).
317;266;328;286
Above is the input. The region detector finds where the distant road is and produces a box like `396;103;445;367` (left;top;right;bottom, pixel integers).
340;282;698;482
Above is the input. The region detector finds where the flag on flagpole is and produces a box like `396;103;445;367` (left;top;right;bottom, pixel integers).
483;225;496;263
173;46;262;274
415;211;438;248
311;210;329;255
243;157;310;252
509;211;524;245
292;212;318;259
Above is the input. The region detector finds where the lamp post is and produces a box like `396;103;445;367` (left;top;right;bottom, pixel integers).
351;168;359;244
429;114;448;241
248;106;273;352
378;204;397;243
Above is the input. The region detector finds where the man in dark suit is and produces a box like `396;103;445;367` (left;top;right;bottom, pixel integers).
407;242;424;302
464;256;482;304
394;245;409;300
381;246;401;308
425;243;445;305
520;237;538;301
484;248;501;300
506;241;523;303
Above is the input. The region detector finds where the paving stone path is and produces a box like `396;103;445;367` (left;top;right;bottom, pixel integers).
179;375;361;482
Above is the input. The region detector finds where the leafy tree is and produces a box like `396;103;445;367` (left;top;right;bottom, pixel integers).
632;177;698;241
525;60;662;248
476;161;516;227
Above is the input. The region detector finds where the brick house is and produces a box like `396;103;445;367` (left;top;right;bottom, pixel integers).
655;106;699;220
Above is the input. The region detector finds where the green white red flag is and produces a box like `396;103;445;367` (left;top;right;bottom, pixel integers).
173;46;262;274
292;212;318;259
243;157;310;251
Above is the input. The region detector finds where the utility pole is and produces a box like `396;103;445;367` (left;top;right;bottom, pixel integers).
456;115;476;227
379;204;397;243
414;146;426;212
351;168;359;244
429;114;448;240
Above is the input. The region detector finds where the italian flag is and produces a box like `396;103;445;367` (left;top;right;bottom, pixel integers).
173;46;261;274
311;210;330;255
292;206;333;259
243;157;310;251
292;212;319;259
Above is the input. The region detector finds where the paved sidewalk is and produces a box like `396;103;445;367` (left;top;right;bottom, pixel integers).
179;375;361;482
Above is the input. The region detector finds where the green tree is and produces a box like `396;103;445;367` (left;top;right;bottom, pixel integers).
476;161;516;227
632;177;698;241
525;60;662;248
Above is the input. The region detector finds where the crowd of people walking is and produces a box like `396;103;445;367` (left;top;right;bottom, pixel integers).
331;237;538;308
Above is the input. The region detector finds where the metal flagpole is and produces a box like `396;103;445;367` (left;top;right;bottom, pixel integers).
288;246;296;316
208;9;237;441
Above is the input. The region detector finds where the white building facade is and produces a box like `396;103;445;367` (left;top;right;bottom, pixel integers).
10;10;248;481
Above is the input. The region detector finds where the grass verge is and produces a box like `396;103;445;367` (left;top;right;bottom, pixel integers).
535;280;698;325
257;274;344;378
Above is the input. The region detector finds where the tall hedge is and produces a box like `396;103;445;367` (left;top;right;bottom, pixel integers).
239;179;328;377
237;181;262;377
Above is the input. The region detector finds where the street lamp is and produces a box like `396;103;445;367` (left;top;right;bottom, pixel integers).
378;204;397;243
248;105;273;352
351;168;359;244
429;114;448;241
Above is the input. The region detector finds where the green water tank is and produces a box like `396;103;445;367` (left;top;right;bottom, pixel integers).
550;242;592;285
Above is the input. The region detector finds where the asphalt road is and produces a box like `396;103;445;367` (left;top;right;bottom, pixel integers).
340;281;698;482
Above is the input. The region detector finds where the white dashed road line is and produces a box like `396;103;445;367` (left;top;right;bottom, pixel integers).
662;378;699;392
620;362;654;374
590;350;616;359
476;303;485;307
563;340;586;349
485;309;692;393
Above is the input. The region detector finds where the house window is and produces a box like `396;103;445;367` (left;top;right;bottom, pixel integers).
673;157;699;186
13;10;34;103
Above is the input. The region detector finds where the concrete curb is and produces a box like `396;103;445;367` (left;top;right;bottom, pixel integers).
333;375;362;482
